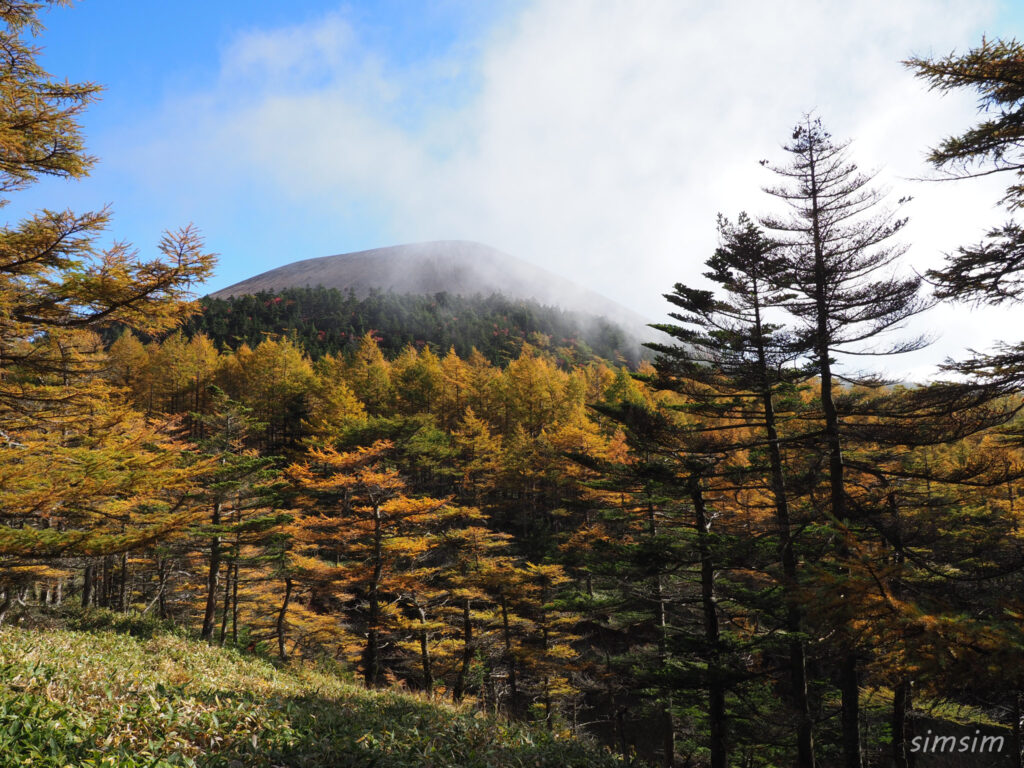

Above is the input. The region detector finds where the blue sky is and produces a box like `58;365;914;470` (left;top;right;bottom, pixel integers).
11;0;1024;378
37;1;511;126
16;0;520;288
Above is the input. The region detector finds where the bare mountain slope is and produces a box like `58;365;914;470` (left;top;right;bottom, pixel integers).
210;240;651;341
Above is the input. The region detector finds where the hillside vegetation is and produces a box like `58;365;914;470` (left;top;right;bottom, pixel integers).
207;240;648;343
0;619;625;768
184;287;644;365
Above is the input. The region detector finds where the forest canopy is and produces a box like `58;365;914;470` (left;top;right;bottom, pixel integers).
181;286;645;366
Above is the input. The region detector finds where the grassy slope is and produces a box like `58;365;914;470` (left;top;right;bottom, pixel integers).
0;626;625;768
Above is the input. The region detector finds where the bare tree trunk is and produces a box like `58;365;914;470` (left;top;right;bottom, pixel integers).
647;490;676;767
892;680;912;768
365;504;383;688
201;501;223;640
840;654;861;768
231;560;239;645
661;700;676;768
276;577;292;661
100;555;112;608
501;591;519;718
452;598;473;702
691;481;727;768
616;706;629;762
416;600;433;696
157;557;168;620
219;554;231;646
81;563;94;608
118;553;129;612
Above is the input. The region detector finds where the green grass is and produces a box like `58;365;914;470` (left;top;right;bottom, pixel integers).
0;624;625;767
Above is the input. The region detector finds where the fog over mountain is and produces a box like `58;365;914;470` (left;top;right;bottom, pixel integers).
211;240;657;345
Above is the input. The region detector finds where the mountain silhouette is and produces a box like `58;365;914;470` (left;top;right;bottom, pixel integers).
210;240;651;342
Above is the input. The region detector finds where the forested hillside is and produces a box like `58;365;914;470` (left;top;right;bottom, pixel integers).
89;325;1024;767
183;287;643;365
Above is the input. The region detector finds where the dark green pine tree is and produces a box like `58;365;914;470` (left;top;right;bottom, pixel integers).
192;388;282;642
579;396;739;768
906;38;1024;214
906;39;1024;390
760;115;930;768
645;212;817;768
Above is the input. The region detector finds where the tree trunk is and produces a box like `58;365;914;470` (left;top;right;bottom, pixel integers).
452;598;473;702
231;559;239;645
276;576;292;661
840;653;861;768
616;706;630;762
1012;692;1022;768
806;135;860;768
417;601;433;696
501;591;519;718
81;563;94;608
102;554;113;608
118;553;129;612
365;503;383;688
201;501;223;641
662;700;676;768
157;557;168;620
656;569;674;767
893;679;911;768
691;480;727;768
219;552;232;646
97;556;107;608
889;494;911;768
753;292;815;768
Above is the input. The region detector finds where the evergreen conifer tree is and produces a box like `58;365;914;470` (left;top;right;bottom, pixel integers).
646;213;817;766
761;115;928;768
907;39;1024;392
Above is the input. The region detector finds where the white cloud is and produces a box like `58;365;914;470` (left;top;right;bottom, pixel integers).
125;0;1019;379
220;13;355;84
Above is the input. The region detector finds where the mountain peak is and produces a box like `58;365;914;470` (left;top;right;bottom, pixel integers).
210;241;649;336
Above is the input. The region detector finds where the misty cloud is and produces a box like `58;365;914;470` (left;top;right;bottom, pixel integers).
121;0;1019;380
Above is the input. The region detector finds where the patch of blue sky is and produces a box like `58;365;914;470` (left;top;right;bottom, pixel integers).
992;0;1024;39
2;1;523;291
37;1;519;145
